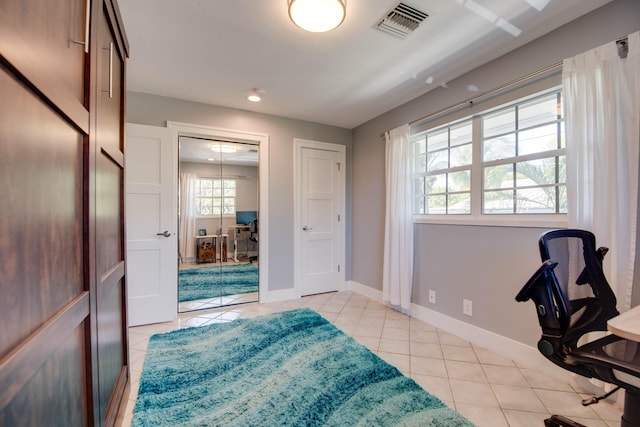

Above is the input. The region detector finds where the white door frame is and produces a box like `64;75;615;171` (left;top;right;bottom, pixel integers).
293;138;346;296
167;121;269;302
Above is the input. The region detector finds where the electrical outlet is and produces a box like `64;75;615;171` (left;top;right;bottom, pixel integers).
428;290;436;304
463;299;473;316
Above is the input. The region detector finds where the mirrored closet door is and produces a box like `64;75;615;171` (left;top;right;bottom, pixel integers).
178;136;259;312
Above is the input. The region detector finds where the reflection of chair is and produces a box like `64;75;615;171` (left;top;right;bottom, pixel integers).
516;229;640;427
249;219;258;263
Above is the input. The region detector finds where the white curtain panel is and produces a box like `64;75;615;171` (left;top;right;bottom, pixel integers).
383;124;413;312
562;31;640;312
179;173;197;261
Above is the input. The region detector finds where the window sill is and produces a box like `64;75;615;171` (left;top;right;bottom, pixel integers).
196;214;236;219
413;214;567;228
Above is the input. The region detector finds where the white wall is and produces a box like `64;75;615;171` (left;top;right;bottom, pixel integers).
351;0;640;348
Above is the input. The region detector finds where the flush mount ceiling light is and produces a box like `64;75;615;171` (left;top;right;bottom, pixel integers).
247;90;261;102
288;0;346;33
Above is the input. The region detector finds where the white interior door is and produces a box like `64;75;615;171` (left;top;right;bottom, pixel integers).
295;139;345;296
125;123;177;326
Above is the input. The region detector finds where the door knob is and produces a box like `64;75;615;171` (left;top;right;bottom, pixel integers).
156;230;171;237
302;226;313;231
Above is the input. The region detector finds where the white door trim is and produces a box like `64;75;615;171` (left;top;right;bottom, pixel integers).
293;138;346;296
167;121;270;303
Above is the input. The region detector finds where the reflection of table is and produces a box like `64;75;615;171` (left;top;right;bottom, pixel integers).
228;225;251;262
608;305;640;342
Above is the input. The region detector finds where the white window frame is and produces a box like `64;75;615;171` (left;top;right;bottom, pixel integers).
195;177;236;217
412;87;567;228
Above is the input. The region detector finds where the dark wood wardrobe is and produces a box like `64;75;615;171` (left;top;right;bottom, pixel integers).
0;0;130;425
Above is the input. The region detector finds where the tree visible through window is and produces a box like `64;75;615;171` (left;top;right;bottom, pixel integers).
482;92;565;214
195;178;236;216
412;89;566;217
413;120;472;214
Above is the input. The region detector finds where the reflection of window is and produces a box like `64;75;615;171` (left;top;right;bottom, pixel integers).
412;88;566;218
195;178;236;216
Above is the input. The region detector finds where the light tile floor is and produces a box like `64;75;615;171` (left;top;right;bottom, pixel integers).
116;291;623;427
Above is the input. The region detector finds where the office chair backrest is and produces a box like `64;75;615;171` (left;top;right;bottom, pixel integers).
516;229;619;376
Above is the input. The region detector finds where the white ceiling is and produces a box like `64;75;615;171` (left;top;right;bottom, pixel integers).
119;0;612;129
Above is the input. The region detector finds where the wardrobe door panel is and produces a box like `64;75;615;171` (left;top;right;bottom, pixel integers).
0;62;89;425
0;64;84;360
0;0;88;104
95;153;126;421
0;325;88;427
93;4;128;424
1;0;129;425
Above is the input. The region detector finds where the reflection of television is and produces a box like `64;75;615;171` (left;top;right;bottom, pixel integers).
236;210;257;225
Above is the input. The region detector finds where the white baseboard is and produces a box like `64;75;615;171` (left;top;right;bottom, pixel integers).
346;280;573;383
347;280;383;302
261;288;299;304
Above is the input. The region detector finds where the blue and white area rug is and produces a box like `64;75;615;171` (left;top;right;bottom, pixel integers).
178;263;258;302
133;308;474;426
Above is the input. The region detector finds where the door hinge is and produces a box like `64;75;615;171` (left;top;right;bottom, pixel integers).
338;214;340;222
338;265;340;272
337;162;341;171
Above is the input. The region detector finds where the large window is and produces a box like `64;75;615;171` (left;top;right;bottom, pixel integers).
195;178;236;216
412;89;566;220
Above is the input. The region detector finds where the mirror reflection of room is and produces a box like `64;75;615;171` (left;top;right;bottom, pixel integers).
178;136;259;313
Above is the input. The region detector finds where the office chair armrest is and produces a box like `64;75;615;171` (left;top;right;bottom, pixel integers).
516;260;558;302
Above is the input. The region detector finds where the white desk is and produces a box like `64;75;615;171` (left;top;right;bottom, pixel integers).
227;225;251;262
608;305;640;342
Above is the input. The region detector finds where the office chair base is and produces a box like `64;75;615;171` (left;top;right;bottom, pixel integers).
622;390;640;427
544;415;587;427
581;386;620;406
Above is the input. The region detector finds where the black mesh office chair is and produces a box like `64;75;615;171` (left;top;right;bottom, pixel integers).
516;229;640;427
248;219;258;264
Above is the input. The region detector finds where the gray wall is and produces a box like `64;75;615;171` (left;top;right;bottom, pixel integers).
127;94;352;291
351;0;640;347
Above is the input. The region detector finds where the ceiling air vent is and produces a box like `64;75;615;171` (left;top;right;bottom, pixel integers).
376;2;429;39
